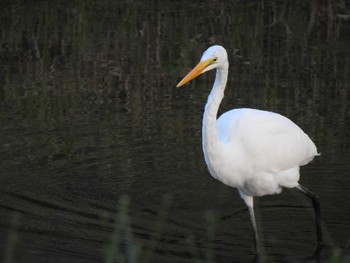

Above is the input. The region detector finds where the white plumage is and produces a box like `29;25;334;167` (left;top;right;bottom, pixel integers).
213;108;318;195
177;45;322;256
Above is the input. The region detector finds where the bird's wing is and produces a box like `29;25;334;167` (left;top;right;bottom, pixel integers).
217;108;318;172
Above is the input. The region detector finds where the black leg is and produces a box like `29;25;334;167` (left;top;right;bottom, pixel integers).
296;184;323;255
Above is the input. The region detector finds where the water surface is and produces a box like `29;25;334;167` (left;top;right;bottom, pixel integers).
0;1;350;262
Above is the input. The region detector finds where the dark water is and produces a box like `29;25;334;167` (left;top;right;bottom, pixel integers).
1;1;350;262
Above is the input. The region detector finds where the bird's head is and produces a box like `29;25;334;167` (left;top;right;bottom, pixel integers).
176;45;228;88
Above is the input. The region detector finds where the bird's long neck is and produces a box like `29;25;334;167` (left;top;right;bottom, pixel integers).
202;63;228;155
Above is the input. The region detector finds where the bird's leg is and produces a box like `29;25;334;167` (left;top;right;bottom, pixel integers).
296;184;323;255
240;194;260;256
248;204;260;256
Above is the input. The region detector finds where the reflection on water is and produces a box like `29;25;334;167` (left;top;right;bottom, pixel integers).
0;1;350;262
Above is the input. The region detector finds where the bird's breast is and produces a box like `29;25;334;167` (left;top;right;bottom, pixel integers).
202;140;246;188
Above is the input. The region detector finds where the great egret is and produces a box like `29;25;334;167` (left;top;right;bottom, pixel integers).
176;45;323;255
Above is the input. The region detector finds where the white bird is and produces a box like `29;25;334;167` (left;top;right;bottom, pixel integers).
176;45;323;256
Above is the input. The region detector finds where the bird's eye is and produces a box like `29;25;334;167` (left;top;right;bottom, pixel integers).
213;58;218;62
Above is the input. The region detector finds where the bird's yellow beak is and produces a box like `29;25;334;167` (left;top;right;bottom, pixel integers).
176;58;214;88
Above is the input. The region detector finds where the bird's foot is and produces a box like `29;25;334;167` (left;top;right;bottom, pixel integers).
252;252;260;263
314;242;324;256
